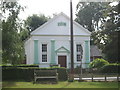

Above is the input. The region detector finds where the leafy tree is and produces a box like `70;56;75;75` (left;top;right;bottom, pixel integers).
98;2;120;63
2;2;25;65
20;29;29;41
75;2;109;32
24;14;49;32
91;2;120;63
75;2;120;63
75;2;110;47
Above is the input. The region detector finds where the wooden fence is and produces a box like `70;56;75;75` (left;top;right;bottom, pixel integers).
74;73;120;82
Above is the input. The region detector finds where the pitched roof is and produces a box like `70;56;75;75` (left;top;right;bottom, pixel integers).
90;45;102;56
31;12;91;35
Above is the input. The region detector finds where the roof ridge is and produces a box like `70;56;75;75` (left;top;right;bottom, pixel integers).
31;12;91;35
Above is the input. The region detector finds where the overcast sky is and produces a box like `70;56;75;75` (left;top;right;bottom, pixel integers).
18;0;80;20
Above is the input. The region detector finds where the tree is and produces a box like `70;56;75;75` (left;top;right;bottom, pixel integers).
75;2;109;32
2;2;25;65
75;2;110;46
75;2;120;63
24;14;49;32
98;2;120;63
94;2;120;63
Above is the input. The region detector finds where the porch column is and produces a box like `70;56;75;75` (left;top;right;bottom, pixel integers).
50;40;56;64
85;40;90;68
34;40;39;64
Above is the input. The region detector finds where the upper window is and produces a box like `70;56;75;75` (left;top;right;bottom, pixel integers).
58;22;66;26
42;44;47;52
76;44;83;52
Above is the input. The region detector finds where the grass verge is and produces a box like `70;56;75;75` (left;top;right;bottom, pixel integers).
2;81;119;88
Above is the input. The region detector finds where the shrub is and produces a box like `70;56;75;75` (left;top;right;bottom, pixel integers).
2;67;34;81
100;63;120;74
89;58;109;69
2;66;68;81
56;67;68;81
2;64;39;67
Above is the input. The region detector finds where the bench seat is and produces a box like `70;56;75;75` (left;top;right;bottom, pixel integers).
34;69;58;83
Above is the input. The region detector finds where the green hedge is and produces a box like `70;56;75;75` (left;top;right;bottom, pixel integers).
2;64;39;67
2;67;34;81
56;68;68;81
100;64;120;74
2;66;68;81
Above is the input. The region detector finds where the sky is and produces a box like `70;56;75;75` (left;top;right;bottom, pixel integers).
18;0;80;20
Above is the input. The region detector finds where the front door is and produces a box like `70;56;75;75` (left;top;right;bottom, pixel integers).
58;56;67;68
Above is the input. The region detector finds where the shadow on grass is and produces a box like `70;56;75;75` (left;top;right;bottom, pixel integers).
34;78;58;84
2;80;17;88
80;81;119;88
61;82;72;88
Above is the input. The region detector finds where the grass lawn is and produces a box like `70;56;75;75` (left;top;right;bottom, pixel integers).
2;81;119;88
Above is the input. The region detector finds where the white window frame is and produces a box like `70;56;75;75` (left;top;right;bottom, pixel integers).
76;44;83;62
42;54;47;62
41;43;48;62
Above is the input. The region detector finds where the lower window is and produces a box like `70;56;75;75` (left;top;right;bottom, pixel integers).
42;54;47;62
77;54;82;61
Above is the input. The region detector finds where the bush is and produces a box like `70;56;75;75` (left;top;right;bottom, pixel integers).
89;58;109;69
2;64;39;67
2;66;68;81
2;67;34;81
100;63;120;74
56;67;68;81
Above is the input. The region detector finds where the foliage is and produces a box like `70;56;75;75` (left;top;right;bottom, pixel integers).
1;64;39;67
20;29;29;41
100;63;120;74
24;14;49;32
2;2;25;65
57;68;68;81
75;2;109;32
89;58;109;69
2;66;68;81
75;2;120;63
94;2;120;63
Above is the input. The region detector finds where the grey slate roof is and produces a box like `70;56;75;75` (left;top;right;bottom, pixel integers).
90;45;102;57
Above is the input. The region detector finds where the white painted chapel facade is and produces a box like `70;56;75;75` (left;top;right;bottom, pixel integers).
25;12;91;68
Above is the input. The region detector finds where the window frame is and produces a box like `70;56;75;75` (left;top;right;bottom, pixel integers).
41;43;48;62
76;44;83;62
42;54;47;62
77;54;81;61
42;44;47;52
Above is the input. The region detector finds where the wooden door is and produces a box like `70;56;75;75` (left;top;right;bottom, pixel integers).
58;56;67;68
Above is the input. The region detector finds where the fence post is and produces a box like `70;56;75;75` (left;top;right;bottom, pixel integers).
92;74;93;82
117;74;119;82
78;74;82;82
105;74;107;82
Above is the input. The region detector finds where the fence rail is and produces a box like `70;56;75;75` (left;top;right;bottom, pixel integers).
74;73;120;82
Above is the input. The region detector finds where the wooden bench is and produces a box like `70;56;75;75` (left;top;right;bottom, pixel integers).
34;69;58;83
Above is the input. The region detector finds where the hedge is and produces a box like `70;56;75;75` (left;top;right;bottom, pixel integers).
2;64;39;67
2;66;68;81
56;68;68;81
100;64;120;74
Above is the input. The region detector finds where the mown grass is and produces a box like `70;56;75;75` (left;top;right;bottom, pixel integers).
2;81;119;88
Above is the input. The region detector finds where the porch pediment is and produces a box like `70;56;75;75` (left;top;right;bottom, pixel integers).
55;46;70;53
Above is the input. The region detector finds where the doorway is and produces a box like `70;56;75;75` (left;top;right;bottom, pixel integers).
58;56;67;68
